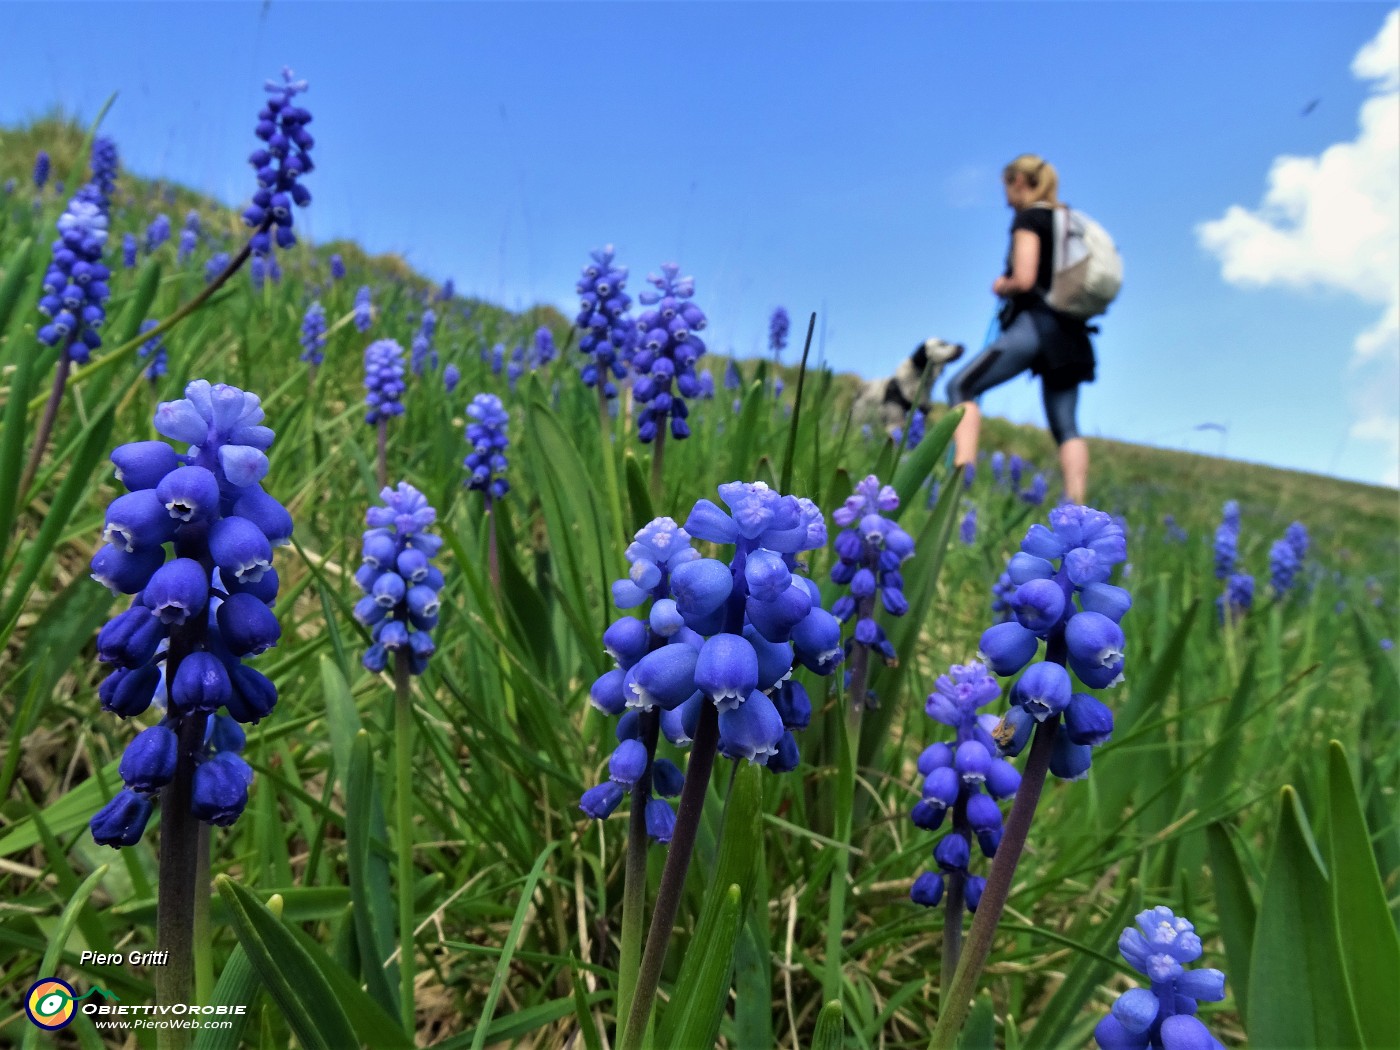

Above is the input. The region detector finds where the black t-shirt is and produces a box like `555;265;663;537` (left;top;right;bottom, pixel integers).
1005;205;1056;303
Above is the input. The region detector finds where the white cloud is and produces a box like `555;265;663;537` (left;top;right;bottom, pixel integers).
1196;9;1400;485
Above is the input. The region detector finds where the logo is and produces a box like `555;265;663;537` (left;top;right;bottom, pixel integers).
24;979;121;1030
25;978;77;1030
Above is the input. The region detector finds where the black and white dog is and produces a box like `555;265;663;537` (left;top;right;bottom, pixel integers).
852;338;965;432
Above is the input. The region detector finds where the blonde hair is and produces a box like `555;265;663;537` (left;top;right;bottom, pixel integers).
1003;154;1060;206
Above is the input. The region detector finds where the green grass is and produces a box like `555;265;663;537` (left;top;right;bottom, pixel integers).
1;120;1396;1050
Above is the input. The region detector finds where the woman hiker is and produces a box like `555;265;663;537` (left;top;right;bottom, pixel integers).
944;154;1096;505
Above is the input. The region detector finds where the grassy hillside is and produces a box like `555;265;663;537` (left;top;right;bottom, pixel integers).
1;117;1396;1050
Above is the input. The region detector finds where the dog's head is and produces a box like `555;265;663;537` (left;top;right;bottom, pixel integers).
893;338;966;406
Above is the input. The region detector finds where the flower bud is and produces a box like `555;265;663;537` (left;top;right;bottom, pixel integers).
191;752;253;826
91;789;154;848
120;725;179;793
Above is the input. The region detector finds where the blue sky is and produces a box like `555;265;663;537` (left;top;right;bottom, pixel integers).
5;2;1398;487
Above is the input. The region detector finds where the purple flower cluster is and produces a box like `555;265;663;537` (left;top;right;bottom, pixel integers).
1163;515;1188;544
464;393;509;502
581;484;843;834
893;409;926;448
205;252;230;284
1216;573;1254;625
411;309;437;375
300;301;327;366
769;306;790;359
241;68;314;256
830;476;914;666
1269;521;1308;598
354;285;373;332
37;193;111;363
353;483;445;676
533;326;556;368
443;363;461;394
89;136;119;208
178;211;199;263
89;380;291;847
724;359;742;391
978;505;1128;780
363;339;406;425
330;253;345;281
575;245;634;398
123;233;138;270
909;662;1020;910
146;213;171;254
33;150;50;190
1094;907;1226;1050
1213;501;1239;580
632;263;708;442
1020;473;1048;505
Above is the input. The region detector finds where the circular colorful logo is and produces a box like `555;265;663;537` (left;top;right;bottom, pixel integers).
25;978;76;1030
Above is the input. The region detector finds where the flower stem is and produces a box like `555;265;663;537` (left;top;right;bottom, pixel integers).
376;420;388;490
155;710;208;1050
940;868;966;1012
485;497;500;594
928;717;1058;1050
616;711;659;1031
649;427;667;508
18;341;73;499
193;824;213;1002
618;701;720;1050
393;653;416;1034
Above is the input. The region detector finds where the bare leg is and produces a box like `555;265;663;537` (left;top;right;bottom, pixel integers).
1059;438;1088;505
952;400;981;469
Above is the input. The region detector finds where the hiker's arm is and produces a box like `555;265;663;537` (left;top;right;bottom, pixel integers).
994;229;1041;296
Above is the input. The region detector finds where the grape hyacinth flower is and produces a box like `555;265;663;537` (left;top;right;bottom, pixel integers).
241;68;314;257
464;393;510;503
300;301;327;368
443;363;460;393
931;504;1130;1045
1213;501;1239;580
1020;473;1048;505
249;256;266;290
178;211;199;263
146;213;171;254
410;308;437;375
1284;520;1308;563
1163;515;1188;544
2;178;14;196
724;359;742;390
632;263;708;443
364;339;406;426
89;379;288;852
437;277;454;301
490;343;505;375
507;345;525;391
37;191;111;364
698;370;715;400
960;505;978;545
606;486;842;1046
1009;454;1025;490
1269;537;1299;598
575;244;634;400
330;253;345;280
830;476;914;677
354;285;373;331
769;306;790;361
205;252;230;284
909;662;1019;928
991;451;1005;485
89;136;119;207
353;483;445;677
1216;572;1254;624
138;320;167;383
34;150;50;190
532;326;557;368
1093;907;1227;1050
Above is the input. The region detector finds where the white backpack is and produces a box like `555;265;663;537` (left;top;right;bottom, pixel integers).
1033;202;1123;319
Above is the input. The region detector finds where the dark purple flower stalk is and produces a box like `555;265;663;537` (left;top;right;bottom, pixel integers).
612;483;841;1050
931;504;1129;1046
88;379;288;1020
